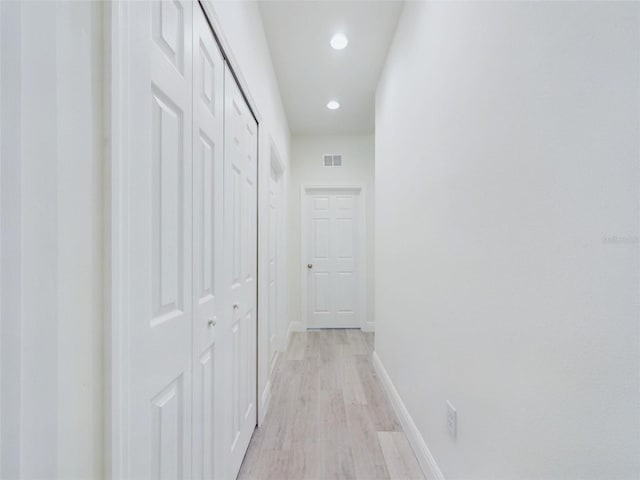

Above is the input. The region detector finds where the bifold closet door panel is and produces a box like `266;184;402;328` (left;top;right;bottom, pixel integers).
223;66;259;480
191;4;225;480
126;1;194;478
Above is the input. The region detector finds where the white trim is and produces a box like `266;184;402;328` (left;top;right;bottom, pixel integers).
284;320;303;351
269;350;280;375
0;5;23;476
109;1;130;478
372;352;445;480
0;0;3;465
300;185;367;331
260;379;272;422
258;139;286;426
270;138;285;177
269;140;287;353
102;2;113;479
284;325;292;351
362;321;376;333
0;4;19;474
288;320;303;335
0;1;4;467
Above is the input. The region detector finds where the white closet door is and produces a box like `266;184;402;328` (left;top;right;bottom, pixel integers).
191;5;224;480
126;1;193;478
223;67;258;479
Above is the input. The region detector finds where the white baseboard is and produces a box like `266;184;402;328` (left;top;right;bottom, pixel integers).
279;332;288;352
270;350;280;376
289;320;303;332
288;320;303;337
259;379;272;426
362;321;375;333
286;323;293;348
281;321;302;352
372;352;445;480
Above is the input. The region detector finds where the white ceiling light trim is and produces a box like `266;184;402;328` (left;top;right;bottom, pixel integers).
330;33;349;50
326;100;340;110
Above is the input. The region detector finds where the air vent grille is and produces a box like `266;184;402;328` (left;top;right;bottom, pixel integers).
323;154;343;167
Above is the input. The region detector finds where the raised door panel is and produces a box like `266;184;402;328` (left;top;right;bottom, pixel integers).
150;376;185;480
151;89;185;326
231;320;241;451
195;133;215;301
313;273;331;313
195;348;215;479
232;164;242;286
334;272;356;313
152;0;185;74
312;219;330;260
334;218;354;260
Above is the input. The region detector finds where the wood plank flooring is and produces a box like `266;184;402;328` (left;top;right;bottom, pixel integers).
237;330;424;480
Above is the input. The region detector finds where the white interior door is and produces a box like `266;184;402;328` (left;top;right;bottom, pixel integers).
223;67;258;479
191;5;224;480
268;168;279;372
306;190;361;329
126;1;193;477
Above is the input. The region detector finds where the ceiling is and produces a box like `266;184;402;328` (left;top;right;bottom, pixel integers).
259;1;404;136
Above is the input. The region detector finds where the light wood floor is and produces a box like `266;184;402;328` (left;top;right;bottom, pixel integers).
237;329;424;480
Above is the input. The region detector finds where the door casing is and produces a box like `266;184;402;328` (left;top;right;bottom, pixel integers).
268;164;281;373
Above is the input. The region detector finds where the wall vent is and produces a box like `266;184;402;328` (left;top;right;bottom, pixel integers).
323;154;343;167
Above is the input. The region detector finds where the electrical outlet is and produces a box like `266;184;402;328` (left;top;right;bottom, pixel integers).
447;401;457;439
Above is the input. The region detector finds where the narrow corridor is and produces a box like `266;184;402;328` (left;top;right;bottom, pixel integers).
238;330;424;480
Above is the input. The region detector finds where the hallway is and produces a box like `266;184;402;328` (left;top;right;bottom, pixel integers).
238;330;424;480
1;1;638;478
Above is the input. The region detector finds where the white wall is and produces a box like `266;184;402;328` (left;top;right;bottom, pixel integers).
0;2;104;478
207;0;292;423
56;4;104;478
375;2;639;479
289;135;375;331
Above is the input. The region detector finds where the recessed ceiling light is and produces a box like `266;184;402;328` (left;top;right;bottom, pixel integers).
327;100;340;110
330;33;348;50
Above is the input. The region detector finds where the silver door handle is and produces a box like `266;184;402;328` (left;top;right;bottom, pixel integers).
208;317;216;327
307;264;313;269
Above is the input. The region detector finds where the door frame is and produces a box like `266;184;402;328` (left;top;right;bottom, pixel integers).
300;185;367;331
268;140;285;358
259;139;285;419
108;2;263;477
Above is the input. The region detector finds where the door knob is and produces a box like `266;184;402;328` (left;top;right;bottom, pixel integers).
307;264;313;269
233;303;239;310
208;317;216;327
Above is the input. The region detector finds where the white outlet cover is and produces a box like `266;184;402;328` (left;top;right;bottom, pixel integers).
447;401;457;439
